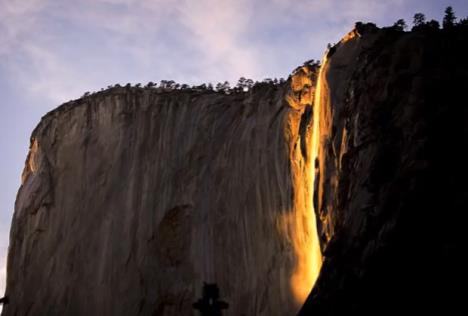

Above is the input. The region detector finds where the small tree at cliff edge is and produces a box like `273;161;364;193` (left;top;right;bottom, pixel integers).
443;6;457;28
393;19;407;31
413;13;426;26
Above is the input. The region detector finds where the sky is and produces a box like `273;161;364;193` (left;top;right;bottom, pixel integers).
1;0;467;304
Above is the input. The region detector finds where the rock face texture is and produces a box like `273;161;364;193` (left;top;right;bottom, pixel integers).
5;23;468;316
300;25;468;315
3;69;322;316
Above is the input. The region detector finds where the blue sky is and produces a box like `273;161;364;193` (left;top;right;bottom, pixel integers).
1;0;467;300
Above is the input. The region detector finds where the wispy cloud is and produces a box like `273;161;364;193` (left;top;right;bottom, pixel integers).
8;43;90;104
0;0;47;56
176;0;262;81
0;0;428;104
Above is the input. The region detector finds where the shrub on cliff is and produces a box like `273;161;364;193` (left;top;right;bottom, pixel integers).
392;19;407;31
412;13;426;30
459;17;468;27
443;6;457;29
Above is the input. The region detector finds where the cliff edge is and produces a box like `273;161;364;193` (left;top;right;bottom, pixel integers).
3;67;321;315
300;23;468;315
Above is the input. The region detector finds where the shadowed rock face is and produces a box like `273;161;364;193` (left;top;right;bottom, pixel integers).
3;70;321;316
5;24;468;316
300;25;468;315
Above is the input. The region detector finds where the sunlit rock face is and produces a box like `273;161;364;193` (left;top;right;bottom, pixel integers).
3;70;321;316
300;24;468;315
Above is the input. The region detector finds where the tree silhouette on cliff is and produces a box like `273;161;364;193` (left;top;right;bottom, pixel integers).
392;19;407;31
443;6;457;28
413;13;426;28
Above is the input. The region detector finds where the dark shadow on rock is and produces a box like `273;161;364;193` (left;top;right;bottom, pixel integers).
0;296;9;305
193;283;228;316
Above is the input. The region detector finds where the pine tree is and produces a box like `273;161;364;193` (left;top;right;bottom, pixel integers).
443;6;456;29
413;13;426;27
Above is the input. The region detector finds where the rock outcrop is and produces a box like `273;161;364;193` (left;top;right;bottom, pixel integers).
4;22;468;316
300;24;468;315
3;68;322;316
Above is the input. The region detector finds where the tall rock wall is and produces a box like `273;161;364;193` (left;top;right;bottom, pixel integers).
3;71;321;316
5;22;467;316
300;24;468;315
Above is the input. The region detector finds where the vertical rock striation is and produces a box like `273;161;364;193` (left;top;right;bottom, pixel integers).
300;24;468;315
3;70;321;316
6;22;466;316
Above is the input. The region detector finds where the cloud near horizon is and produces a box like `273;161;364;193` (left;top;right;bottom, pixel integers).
3;0;465;104
0;0;418;104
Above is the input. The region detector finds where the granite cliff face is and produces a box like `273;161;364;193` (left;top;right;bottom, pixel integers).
4;23;468;316
3;67;321;315
300;24;468;315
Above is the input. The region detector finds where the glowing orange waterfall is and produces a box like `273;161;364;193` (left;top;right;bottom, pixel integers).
287;55;328;307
